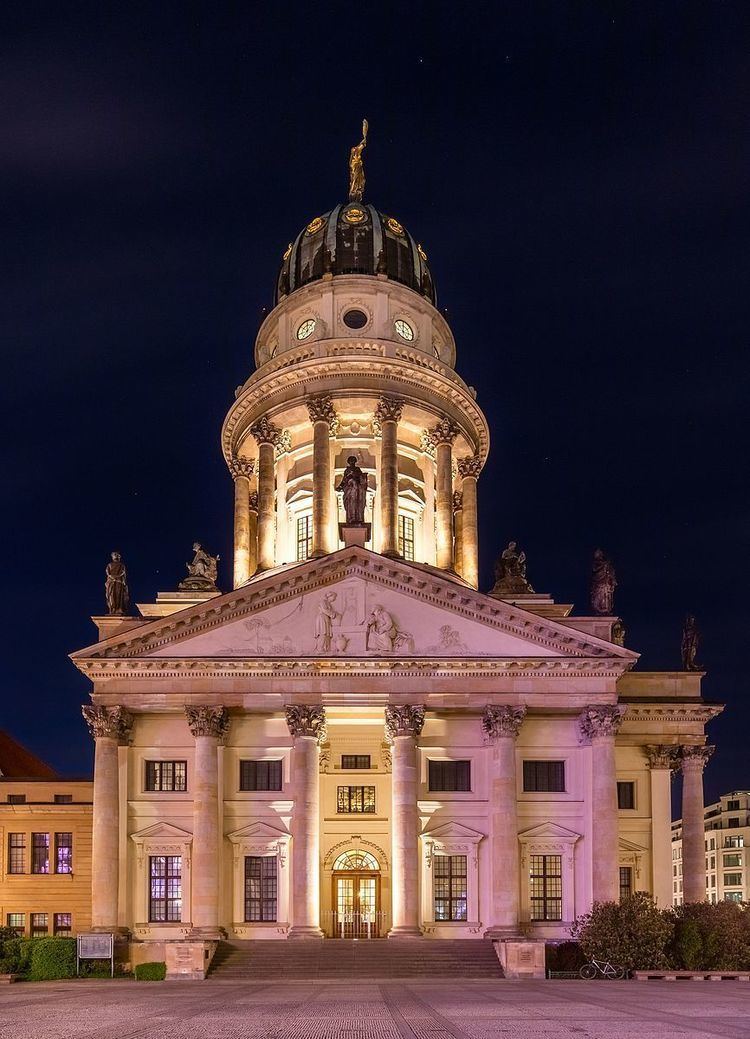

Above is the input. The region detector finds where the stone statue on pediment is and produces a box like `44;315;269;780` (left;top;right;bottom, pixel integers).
179;542;219;592
336;456;367;525
491;541;534;596
681;614;701;671
105;551;129;615
366;605;414;653
590;548;617;615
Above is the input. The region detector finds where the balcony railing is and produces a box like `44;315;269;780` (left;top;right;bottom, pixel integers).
322;909;389;939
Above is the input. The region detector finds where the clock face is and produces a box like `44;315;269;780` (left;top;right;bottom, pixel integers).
296;318;316;340
394;319;414;342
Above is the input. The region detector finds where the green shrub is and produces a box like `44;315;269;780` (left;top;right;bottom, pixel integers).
545;941;586;972
1;938;34;977
670;901;750;971
28;938;77;981
571;893;674;971
0;956;17;975
135;961;166;981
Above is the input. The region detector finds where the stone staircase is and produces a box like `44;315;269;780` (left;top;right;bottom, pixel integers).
208;938;504;979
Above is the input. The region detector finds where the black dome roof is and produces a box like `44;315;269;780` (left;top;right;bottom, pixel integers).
275;202;435;305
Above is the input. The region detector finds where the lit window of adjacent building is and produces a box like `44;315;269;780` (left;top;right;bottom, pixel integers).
145;761;187;792
55;832;73;874
428;760;471;792
239;760;282;791
31;833;50;874
709;837;716;850
8;833;25;873
337;786;375;813
433;855;467;921
523;760;565;792
724;854;742;867
725;891;743;902
725;836;744;848
6;913;24;936
296;514;312;561
398;514;415;561
728;818;741;828
54;913;72;936
727;799;740;811
530;855;562;921
617;782;635;810
54;794;73;804
7;793;26;804
31;913;48;938
341;755;371;770
244;856;277;922
619;866;633;900
149;855;182;922
724;873;743;887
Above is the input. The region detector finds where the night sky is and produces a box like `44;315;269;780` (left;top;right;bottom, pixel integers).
3;3;748;805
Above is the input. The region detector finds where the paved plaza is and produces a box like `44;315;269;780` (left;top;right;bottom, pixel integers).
0;979;747;1039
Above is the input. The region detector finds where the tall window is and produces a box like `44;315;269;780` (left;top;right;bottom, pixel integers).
54;913;72;936
296;514;312;561
8;833;25;874
523;761;565;792
398;514;415;561
145;761;187;792
244;856;277;922
341;755;370;770
31;913;48;938
337;786;375;813
149;855;182;922
433;855;467;921
239;760;282;791
428;760;471;792
6;913;24;936
529;854;562;921
32;833;50;874
55;832;73;874
619;866;633;900
617;782;635;810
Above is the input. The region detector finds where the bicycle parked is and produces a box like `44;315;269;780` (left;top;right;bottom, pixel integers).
579;958;626;980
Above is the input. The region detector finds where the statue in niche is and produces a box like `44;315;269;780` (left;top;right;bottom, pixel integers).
336;455;368;525
366;604;414;653
314;592;338;654
105;551;129;615
681;614;701;671
590;548;617;615
491;540;534;596
179;542;219;592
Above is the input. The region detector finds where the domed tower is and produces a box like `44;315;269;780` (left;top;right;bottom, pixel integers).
222;128;489;589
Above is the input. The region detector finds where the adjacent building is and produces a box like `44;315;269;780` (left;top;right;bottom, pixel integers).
672;790;750;905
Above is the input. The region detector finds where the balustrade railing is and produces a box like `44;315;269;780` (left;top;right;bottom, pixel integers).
322;909;388;939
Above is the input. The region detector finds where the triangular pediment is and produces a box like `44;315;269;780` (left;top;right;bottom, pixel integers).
619;837;647;853
518;822;581;841
422;820;485;841
72;548;637;667
130;822;192;841
227;821;289;842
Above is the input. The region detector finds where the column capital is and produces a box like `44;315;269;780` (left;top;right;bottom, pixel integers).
419;430;437;458
482;704;526;741
644;744;680;770
185;705;230;742
578;703;626;741
428;417;460;446
306;394;339;435
452;490;463;513
82;705;133;743
679;744;715;772
250;416;281;446
375;396;404;425
228;456;256;481
275;429;292;458
457;454;482;480
285;704;327;743
385;704;425;741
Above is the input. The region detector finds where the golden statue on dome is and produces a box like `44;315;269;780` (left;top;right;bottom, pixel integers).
348;119;368;201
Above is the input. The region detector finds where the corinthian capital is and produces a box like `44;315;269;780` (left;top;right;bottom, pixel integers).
679;744;714;772
228;456;256;481
249;416;281;446
644;745;679;770
185;705;230;741
428;417;460;446
82;705;133;743
384;704;425;741
375;396;404;425
482;704;527;741
285;704;327;743
578;704;626;741
457;455;482;480
306;395;339;434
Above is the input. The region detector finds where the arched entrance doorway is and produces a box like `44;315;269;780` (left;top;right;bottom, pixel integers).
331;850;382;938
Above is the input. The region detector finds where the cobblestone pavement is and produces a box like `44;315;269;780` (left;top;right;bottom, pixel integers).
0;979;747;1039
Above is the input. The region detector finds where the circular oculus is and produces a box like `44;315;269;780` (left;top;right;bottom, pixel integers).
296;318;316;340
343;309;368;330
394;318;415;342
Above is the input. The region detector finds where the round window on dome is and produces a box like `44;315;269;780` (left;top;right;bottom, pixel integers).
296;318;316;341
343;309;368;330
394;318;415;342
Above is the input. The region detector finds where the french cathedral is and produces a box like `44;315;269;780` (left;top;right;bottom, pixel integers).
72;130;720;977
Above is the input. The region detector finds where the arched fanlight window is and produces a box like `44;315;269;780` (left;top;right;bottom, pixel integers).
332;850;380;871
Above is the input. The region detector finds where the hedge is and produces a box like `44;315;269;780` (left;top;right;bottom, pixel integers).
28;938;77;981
135;961;166;981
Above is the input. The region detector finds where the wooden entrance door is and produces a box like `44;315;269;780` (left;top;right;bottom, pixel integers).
332;873;381;938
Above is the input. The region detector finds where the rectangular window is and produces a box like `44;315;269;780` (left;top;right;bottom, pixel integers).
723;854;742;867
428;760;471;792
239;760;282;792
433;854;468;921
337;786;376;813
710;874;716;887
144;760;187;792
619;866;633;900
617;782;635;810
8;833;25;874
710;838;716;850
6;913;24;936
341;755;371;770
296;514;312;562
529;854;563;921
244;856;278;922
727;799;740;811
149;855;182;922
723;873;743;886
728;818;741;828
523;760;565;793
54;794;73;804
398;515;415;561
31;913;48;938
725;891;743;903
55;833;73;874
54;913;72;936
7;793;26;804
725;836;744;848
31;833;50;874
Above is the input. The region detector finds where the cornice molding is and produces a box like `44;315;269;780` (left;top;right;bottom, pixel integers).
624;704;723;723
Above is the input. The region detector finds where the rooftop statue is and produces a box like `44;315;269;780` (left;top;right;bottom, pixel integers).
491;540;534;596
348;118;368;202
681;613;701;671
179;542;219;592
590;548;617;615
336;455;367;525
105;551;129;615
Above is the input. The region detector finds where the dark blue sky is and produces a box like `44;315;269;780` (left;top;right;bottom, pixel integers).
2;2;748;803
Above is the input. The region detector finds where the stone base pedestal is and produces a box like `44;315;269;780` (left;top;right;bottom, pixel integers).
387;927;423;939
484;926;523;940
187;926;226;941
492;939;546;979
165;940;218;981
287;927;324;940
339;522;371;548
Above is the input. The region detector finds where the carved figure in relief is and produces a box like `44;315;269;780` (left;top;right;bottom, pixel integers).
314;592;338;654
681;614;701;671
590;548;617;615
491;540;534;596
336;455;368;524
366;605;414;653
105;551;129;615
426;625;468;654
179;542;219;591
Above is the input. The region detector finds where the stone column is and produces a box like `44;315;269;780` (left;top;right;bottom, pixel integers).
482;705;526;935
186;706;229;939
248;491;258;577
385;705;425;937
452;492;464;578
645;745;678;907
679;745;714;903
286;705;327;938
230;457;256;588
429;418;459;571
376;397;403;558
579;705;626;904
457;455;481;589
307;396;338;557
82;705;133;932
250;416;281;571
